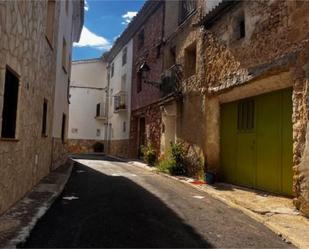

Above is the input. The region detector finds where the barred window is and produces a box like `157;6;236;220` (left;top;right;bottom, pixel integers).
237;99;255;131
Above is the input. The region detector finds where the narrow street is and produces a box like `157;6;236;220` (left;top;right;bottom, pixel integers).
21;156;293;248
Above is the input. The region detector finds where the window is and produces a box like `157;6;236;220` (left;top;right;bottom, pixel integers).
114;94;126;112
96;103;101;117
1;67;19;139
62;38;67;73
65;0;69;15
61;114;66;143
42;99;48;137
46;0;56;47
96;129;101;137
121;74;126;91
123;121;126;132
237;99;255;131
156;44;161;59
184;42;197;78
167;46;176;69
237;15;246;39
111;63;114;78
137;72;142;93
179;0;196;24
110;89;113;107
71;128;78;134
122;47;127;66
138;29;145;48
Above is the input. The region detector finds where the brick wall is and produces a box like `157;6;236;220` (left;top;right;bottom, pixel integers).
131;3;164;111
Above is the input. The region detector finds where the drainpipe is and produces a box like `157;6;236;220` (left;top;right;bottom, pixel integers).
104;64;110;154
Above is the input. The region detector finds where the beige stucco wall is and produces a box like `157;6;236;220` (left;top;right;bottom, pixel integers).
0;1;59;215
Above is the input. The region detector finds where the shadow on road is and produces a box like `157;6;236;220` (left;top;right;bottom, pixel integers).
20;161;212;248
69;153;125;162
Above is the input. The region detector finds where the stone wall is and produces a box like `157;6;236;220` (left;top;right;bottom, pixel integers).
197;0;309;216
108;139;131;159
67;139;106;154
0;1;59;215
130;104;162;159
51;138;68;170
161;1;207;168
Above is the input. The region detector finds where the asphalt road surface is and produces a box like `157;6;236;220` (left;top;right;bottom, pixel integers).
21;155;294;248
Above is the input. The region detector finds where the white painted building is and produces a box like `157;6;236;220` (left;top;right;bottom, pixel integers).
106;39;133;156
68;58;108;152
52;0;83;168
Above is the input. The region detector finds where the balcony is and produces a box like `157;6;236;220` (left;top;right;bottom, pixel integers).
114;92;127;113
160;64;183;98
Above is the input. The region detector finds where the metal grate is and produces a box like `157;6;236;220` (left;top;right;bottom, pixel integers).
237;99;255;131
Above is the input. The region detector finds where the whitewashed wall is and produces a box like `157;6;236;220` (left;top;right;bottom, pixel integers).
108;39;133;141
69;59;108;140
53;0;75;138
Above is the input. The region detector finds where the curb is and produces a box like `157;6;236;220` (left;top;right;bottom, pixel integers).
0;160;74;248
107;155;299;248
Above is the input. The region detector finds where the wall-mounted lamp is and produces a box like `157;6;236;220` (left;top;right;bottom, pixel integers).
138;62;161;87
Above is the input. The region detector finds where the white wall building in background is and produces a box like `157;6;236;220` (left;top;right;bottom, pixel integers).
107;39;133;154
52;0;83;168
68;58;108;152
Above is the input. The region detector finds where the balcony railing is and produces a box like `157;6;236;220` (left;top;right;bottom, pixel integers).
160;64;183;98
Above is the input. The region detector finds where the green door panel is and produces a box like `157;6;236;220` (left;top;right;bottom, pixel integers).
236;133;256;187
220;88;293;196
256;91;282;193
281;88;293;195
220;103;237;183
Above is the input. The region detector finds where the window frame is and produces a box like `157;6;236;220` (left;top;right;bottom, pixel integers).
96;103;101;117
62;38;68;73
61;113;66;144
1;66;20;140
138;29;145;48
41;99;48;137
111;63;114;78
122;47;127;66
178;0;197;25
46;0;56;49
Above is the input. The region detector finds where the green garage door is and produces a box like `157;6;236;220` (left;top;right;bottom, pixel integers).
220;88;293;195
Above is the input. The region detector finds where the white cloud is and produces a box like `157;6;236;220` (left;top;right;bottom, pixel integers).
73;26;111;51
84;0;89;11
122;11;137;25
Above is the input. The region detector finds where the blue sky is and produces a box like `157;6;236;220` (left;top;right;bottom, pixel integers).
73;0;145;60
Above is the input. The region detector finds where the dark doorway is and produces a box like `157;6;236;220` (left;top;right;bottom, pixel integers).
138;117;146;159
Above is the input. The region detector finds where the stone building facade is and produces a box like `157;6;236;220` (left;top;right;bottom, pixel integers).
0;0;83;215
160;0;309;216
154;0;309;216
160;0;205;172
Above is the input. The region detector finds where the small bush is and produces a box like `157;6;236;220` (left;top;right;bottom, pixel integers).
156;142;186;176
141;144;157;166
170;142;186;175
93;142;104;152
157;157;175;174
